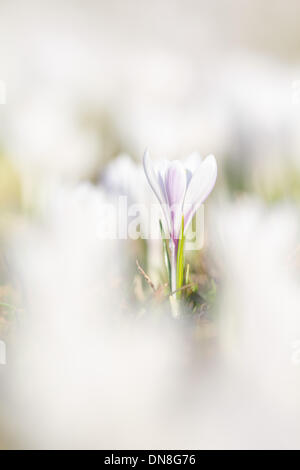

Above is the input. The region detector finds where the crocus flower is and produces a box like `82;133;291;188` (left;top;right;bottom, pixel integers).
143;150;217;294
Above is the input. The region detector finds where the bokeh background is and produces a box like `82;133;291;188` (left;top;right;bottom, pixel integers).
0;0;299;449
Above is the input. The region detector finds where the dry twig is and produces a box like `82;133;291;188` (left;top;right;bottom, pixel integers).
136;259;156;292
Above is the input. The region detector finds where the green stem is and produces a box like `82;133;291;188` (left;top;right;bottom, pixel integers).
176;215;185;299
170;241;177;295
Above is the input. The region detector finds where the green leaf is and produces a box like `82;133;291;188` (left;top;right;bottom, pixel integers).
176;215;185;299
159;219;172;292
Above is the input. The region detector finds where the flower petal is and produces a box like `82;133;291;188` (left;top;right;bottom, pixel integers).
185;152;203;174
157;159;170;205
183;154;217;232
143;150;171;234
143;150;163;204
164;160;186;239
185;152;203;187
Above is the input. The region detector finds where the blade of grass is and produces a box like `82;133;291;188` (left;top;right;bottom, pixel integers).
185;263;190;286
159;219;172;292
176;215;185;299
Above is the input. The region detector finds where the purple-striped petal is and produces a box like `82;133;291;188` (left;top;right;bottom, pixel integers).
164;160;186;239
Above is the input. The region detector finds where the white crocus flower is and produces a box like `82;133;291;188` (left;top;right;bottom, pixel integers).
143;151;217;293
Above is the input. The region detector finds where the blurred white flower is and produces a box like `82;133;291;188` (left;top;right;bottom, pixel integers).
211;199;300;413
5;182;186;449
101;153;146;206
